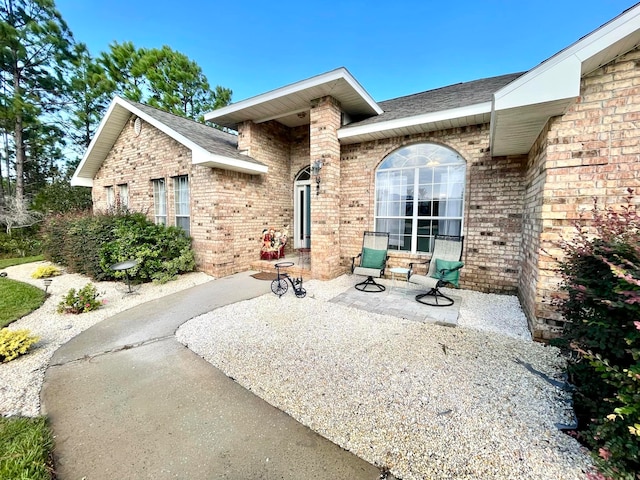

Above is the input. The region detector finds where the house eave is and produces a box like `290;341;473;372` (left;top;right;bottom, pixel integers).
338;102;492;145
71;96;264;186
204;67;383;129
192;151;269;174
490;3;640;156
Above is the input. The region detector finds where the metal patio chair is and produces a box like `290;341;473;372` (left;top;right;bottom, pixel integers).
408;235;464;306
351;231;390;292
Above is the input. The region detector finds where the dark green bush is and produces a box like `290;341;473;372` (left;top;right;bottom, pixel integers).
99;213;195;283
553;191;640;479
41;210;195;283
0;227;42;259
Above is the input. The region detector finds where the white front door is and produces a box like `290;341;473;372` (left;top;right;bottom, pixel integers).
294;183;311;249
294;166;312;249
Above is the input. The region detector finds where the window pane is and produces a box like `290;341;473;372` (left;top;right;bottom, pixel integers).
176;216;190;235
417;236;432;253
174;176;189;234
438;219;461;236
105;186;114;207
153;179;166;225
118;184;128;208
374;143;465;254
375;218;412;251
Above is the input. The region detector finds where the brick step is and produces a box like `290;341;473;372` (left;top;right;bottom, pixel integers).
249;256;311;279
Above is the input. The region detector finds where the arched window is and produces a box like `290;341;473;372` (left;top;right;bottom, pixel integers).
375;143;465;253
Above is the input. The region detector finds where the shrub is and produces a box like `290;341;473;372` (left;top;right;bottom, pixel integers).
98;212;195;283
0;328;40;362
57;283;103;314
552;190;640;479
30;265;62;279
41;210;196;284
0;228;42;259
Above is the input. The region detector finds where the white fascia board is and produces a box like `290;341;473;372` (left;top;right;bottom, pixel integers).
192;150;268;174
337;102;492;140
204;67;382;122
493;56;582;111
70;176;93;187
70;97;125;187
495;4;640;110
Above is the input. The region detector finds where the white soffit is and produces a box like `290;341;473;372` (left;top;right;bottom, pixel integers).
71;97;266;187
204;67;383;129
490;3;640;157
338;102;492;145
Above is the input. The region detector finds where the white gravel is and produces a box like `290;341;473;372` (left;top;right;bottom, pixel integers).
0;261;212;417
1;263;594;480
177;275;594;480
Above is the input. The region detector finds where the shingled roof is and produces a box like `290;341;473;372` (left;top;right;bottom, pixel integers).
72;96;267;187
344;72;525;129
123;99;261;165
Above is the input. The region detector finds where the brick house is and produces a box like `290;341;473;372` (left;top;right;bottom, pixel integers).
72;5;640;339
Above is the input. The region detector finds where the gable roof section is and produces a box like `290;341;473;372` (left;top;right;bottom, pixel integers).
204;67;382;130
338;73;524;145
491;3;640;156
71;97;267;187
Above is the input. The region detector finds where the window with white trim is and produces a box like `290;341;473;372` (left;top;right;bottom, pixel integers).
375;143;465;253
105;186;115;208
173;175;190;235
152;179;166;225
117;183;129;208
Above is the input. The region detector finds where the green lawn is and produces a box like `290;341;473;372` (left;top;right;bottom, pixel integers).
0;416;53;480
0;277;46;328
0;255;44;269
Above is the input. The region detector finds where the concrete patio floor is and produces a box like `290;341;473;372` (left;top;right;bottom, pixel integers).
330;281;460;326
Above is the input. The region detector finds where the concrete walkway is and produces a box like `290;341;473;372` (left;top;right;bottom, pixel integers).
41;272;381;480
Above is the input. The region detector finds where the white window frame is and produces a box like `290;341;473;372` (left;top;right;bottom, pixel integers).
105;186;115;208
374;143;466;254
173;175;190;235
152;179;167;225
117;183;129;209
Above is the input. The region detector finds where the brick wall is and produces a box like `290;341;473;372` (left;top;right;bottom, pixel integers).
93;115;289;278
310;96;343;279
527;46;640;339
339;124;527;293
236;120;294;259
519;124;550;339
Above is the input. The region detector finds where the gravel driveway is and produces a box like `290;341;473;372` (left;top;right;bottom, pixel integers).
177;275;593;480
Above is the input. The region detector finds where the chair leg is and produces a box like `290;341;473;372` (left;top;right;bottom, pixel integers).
355;276;386;293
415;288;454;307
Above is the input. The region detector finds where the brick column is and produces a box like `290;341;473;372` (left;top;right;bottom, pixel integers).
310;96;342;279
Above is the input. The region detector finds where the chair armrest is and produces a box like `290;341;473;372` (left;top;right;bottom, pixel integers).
380;255;389;275
351;253;362;273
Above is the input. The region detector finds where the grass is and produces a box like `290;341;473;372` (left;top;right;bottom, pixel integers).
0;255;44;269
0;416;54;480
0;277;46;328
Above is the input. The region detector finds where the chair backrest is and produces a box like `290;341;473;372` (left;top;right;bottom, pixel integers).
359;231;389;269
427;235;464;277
362;231;389;251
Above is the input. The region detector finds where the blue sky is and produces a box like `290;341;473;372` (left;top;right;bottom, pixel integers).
56;1;638;103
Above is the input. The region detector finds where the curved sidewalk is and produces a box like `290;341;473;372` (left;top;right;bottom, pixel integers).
41;272;381;480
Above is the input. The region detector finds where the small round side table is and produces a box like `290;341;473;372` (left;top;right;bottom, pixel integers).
389;267;410;289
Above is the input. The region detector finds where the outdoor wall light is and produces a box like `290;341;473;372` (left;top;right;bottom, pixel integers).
311;159;323;195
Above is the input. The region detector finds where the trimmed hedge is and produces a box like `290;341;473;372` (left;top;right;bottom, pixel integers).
41;211;195;283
